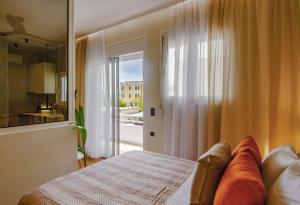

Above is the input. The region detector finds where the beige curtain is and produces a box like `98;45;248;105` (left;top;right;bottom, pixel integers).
75;37;87;107
267;0;300;152
212;0;300;156
162;0;300;159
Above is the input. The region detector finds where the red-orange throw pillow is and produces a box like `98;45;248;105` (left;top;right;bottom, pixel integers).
213;151;266;205
232;136;262;169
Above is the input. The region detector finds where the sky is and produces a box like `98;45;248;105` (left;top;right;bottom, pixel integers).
119;58;143;83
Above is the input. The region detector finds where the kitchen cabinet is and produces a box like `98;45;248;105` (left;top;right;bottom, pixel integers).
27;62;56;94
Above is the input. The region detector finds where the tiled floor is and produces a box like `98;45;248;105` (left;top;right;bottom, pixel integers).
120;142;143;154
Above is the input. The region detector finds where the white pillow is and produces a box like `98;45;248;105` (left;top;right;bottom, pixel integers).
262;145;298;191
268;161;300;205
263;145;296;162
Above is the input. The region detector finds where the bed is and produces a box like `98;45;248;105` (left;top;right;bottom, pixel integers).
19;151;195;205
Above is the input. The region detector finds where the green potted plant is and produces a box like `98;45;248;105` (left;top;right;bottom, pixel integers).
75;105;87;167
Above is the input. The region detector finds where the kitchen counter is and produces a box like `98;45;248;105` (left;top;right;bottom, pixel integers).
19;112;65;125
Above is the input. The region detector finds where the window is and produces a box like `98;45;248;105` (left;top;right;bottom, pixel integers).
129;94;131;98
163;36;223;98
129;86;131;90
0;1;69;129
57;72;68;103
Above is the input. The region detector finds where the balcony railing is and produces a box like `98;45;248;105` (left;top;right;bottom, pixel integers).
120;123;143;146
119;108;143;153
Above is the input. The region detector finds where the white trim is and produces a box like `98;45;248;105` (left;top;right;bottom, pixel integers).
0;122;75;136
115;57;120;155
68;0;75;123
106;35;146;48
142;35;147;152
0;0;75;135
119;51;143;62
106;35;146;59
159;30;168;108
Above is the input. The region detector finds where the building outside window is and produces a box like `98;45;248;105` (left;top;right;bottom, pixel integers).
119;81;144;107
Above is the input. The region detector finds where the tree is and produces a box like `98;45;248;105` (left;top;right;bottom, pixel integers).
119;99;127;107
137;97;143;112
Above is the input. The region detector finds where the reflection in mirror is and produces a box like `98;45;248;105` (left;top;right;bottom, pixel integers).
0;0;68;128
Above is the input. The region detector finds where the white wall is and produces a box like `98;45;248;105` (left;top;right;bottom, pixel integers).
105;7;169;154
0;126;77;205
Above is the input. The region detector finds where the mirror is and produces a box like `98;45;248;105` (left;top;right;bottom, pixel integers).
0;0;68;128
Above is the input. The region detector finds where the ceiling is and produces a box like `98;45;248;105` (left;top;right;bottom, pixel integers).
0;0;68;44
75;0;183;37
0;0;182;43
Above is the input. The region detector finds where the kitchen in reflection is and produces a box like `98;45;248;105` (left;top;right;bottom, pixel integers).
0;13;68;128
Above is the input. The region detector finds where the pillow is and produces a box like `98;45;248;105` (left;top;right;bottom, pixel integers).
232;136;262;168
262;146;298;191
263;145;296;162
267;161;300;205
190;141;231;205
213;152;266;205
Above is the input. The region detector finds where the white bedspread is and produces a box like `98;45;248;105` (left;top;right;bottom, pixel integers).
19;151;195;205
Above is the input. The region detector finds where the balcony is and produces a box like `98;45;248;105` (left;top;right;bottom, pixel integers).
119;109;143;153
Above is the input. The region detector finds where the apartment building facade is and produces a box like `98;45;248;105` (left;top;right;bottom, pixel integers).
120;81;144;107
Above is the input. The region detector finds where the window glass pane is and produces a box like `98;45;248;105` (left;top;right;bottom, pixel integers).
166;40;223;98
0;0;68;128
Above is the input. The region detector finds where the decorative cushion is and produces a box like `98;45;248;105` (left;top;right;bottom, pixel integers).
190;141;231;205
213;152;266;205
268;161;300;205
263;145;296;162
232;136;262;168
262;146;298;191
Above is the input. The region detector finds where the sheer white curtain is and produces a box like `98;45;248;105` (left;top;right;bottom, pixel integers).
163;0;300;159
162;0;223;160
85;31;112;158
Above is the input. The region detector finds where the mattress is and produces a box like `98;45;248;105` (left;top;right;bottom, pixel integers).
19;151;195;205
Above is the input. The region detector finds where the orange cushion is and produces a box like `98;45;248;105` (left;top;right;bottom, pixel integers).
213;151;265;205
232;136;262;168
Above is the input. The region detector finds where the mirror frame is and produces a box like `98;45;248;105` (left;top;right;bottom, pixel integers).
0;0;74;135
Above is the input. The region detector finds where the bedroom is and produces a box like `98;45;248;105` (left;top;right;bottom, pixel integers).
0;0;300;204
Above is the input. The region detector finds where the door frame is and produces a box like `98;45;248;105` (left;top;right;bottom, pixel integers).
108;57;120;156
106;36;146;154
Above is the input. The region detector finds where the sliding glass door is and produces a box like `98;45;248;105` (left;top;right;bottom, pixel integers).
118;52;144;153
108;52;144;156
106;38;145;156
108;57;120;156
